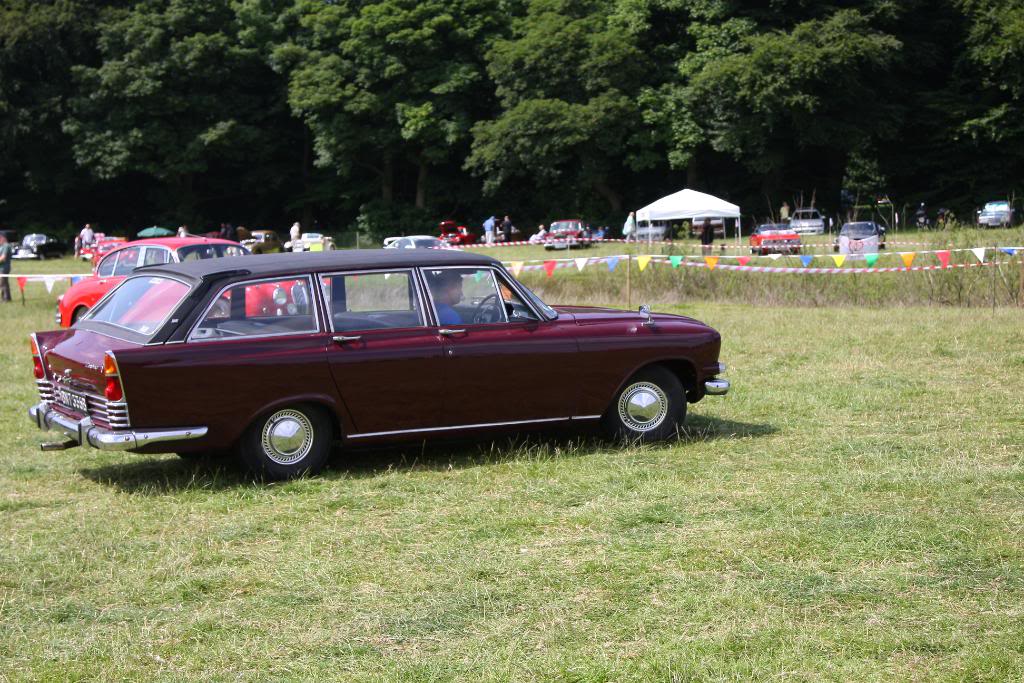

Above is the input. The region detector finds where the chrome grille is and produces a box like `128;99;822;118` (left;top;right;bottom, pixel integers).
36;379;54;402
86;395;131;430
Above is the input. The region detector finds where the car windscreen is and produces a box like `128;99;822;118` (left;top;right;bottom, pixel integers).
549;221;578;234
413;239;441;248
176;244;249;260
841;223;877;239
85;276;191;341
757;225;788;233
985;202;1009;211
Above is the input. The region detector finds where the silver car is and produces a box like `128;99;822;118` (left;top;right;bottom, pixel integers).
977;201;1013;227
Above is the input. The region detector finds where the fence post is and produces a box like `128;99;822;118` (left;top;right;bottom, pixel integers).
626;254;632;309
1018;250;1023;306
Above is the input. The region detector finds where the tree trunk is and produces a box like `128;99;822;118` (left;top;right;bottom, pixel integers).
415;157;428;209
381;156;394;203
594;180;622;214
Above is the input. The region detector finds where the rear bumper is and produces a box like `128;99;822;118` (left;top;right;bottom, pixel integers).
703;362;730;396
29;402;207;451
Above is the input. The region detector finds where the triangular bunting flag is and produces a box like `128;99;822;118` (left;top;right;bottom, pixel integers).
737;256;750;267
768;253;782;261
637;255;651;272
43;277;56;293
473;270;485;283
799;255;814;267
669;255;683;268
70;276;83;285
509;261;524;277
16;277;26;291
543;260;557;277
831;255;846;267
704;256;719;270
900;252;916;268
864;253;879;267
574;257;588;272
935;251;950;268
971;247;986;263
1000;247;1016;256
606;257;619;272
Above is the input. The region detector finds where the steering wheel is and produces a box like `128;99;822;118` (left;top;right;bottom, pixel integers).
472;293;503;324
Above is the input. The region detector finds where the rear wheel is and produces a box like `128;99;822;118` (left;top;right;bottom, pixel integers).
236;404;332;479
602;365;687;443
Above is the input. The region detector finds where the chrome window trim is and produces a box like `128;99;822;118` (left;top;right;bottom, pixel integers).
79;274;195;342
418;264;513;327
141;245;173;266
186;274;321;343
316;268;427;334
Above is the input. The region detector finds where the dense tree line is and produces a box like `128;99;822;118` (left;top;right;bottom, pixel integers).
1;0;1021;239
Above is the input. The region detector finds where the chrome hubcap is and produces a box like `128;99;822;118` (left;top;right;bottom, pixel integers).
617;382;669;432
260;409;314;465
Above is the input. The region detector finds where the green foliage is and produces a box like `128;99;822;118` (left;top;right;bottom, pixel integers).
1;0;1023;233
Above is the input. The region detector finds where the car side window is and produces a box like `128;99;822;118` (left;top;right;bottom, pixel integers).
97;253;116;277
142;247;171;266
190;277;318;341
320;271;424;332
112;247;141;276
494;273;541;322
424;267;506;325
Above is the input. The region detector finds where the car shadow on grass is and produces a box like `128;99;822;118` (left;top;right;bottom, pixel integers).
77;415;774;494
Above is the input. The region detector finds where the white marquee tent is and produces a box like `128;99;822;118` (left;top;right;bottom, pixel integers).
635;188;741;223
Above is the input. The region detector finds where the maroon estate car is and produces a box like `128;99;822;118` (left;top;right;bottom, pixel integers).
28;250;729;479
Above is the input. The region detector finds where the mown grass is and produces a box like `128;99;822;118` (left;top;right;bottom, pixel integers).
1;268;1022;680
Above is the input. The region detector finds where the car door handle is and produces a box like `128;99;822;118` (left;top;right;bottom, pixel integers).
438;328;466;336
332;335;363;344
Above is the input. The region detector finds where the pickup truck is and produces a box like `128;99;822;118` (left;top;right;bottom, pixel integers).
788;208;825;234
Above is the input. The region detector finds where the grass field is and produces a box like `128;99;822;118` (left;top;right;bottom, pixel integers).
1;259;1022;680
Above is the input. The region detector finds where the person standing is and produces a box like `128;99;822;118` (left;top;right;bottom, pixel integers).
623;211;636;241
780;201;790;222
483;215;496;245
79;223;95;250
0;234;12;302
700;218;714;254
289;221;301;251
501;215;513;243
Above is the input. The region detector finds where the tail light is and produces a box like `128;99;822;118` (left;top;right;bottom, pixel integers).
103;351;124;402
29;335;44;379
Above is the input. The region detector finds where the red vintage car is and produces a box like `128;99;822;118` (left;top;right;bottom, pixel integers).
28;250;730;479
56;237;249;327
749;223;801;255
79;234;127;263
438;220;477;246
543;219;592;250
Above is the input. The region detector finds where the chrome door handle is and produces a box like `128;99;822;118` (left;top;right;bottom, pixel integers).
438;328;466;336
332;335;363;344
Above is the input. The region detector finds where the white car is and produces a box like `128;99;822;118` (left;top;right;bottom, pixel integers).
977;201;1013;227
835;221;885;256
383;235;445;249
285;232;335;252
789;208;825;234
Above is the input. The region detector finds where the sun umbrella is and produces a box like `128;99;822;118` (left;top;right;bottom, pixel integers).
137;226;174;238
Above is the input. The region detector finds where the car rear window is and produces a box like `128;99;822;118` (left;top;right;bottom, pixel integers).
86;276;191;340
841;223;877;239
190;277;318;341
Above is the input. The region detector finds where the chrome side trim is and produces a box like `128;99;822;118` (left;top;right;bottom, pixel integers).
29;402;207;451
348;416;569;439
571;415;602;420
704;379;730;396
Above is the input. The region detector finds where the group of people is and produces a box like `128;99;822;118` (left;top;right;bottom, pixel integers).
482;215;515;244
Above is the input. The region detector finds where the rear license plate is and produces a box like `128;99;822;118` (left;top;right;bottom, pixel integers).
55;388;88;413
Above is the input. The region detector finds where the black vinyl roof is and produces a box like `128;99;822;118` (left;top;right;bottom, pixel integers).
140;248;502;282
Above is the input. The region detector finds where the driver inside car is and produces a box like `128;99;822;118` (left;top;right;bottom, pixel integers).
428;270;465;325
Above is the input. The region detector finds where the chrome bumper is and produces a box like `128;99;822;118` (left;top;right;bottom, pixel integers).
704;379;729;396
29;402;207;451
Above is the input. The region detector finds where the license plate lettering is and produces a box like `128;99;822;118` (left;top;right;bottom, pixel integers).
55;388;88;413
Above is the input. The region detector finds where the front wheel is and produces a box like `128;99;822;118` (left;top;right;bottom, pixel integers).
236;404;333;479
602;366;686;442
